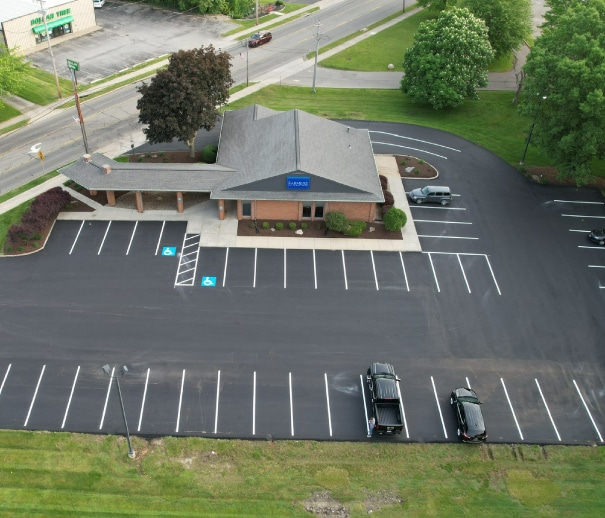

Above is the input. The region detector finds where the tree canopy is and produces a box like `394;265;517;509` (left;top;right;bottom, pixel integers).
400;8;494;110
520;0;605;184
0;44;27;105
460;0;532;58
137;45;233;157
415;0;457;11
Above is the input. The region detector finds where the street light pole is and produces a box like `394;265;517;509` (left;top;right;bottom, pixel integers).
102;364;135;459
38;0;62;100
312;21;321;94
520;95;547;165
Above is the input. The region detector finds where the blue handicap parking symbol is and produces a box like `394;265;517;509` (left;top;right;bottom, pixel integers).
162;246;177;256
201;276;217;287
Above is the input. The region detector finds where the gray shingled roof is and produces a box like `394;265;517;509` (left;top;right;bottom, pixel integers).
58;153;235;192
211;105;383;202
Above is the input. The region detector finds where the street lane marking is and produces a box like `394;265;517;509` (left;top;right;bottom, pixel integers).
369;131;462;152
289;372;294;437
126;221;138;255
414;219;472;224
97;221;112;255
324;373;333;437
535;378;561;442
214;370;221;434
457;254;471;293
430;376;448;439
313;249;318;289
284;249;287;289
555;199;604;204
399;252;409;292
396;377;409;439
69;221;85;255
154;221;166;256
24;365;46;427
176;369;185;433
360;374;370;436
370;251;379;291
253;248;258;288
252;371;256;436
99;366;115;430
61;366;80;429
418;235;479;240
222;248;229;287
500;378;524;440
341;251;348;290
0;364;11;397
427;253;440;292
573;379;604;442
137;368;150;432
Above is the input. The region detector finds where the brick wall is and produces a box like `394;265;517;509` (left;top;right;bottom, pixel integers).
255;200;299;220
327;202;376;222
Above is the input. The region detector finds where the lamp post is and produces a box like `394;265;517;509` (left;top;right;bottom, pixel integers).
520;95;547;165
242;40;249;87
102;364;135;459
38;0;62;100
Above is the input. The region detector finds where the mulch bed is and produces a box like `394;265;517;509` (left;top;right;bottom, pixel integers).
396;155;438;179
237;220;402;240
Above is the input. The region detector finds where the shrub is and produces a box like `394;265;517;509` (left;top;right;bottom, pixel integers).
301;222;308;230
383;190;394;205
418;159;425;164
275;222;284;230
344;220;367;237
249;222;256;228
400;159;406;165
137;156;144;162
262;221;270;229
383;207;407;231
315;223;322;230
288;222;296;230
202;145;218;163
379;175;388;190
325;212;348;232
18;246;24;252
5;246;12;252
381;204;394;216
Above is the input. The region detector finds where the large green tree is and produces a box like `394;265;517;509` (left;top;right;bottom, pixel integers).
0;44;27;105
401;8;494;110
460;0;532;58
137;45;233;157
520;0;605;184
415;0;457;11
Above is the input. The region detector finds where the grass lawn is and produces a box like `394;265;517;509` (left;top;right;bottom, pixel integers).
0;102;21;124
0;431;603;516
14;67;72;105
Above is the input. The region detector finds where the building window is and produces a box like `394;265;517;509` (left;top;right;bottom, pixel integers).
242;200;252;218
314;202;324;219
302;201;312;218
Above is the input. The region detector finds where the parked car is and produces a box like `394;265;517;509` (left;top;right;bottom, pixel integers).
248;31;272;48
366;362;404;435
450;387;487;443
408;185;451;205
587;228;605;246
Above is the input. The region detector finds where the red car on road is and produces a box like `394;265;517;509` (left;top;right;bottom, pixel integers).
248;31;272;48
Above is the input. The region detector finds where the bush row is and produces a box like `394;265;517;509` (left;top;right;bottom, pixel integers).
256;221;309;231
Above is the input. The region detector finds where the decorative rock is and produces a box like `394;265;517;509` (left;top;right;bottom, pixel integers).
368;227;375;232
405;166;415;173
295;229;304;235
387;64;394;70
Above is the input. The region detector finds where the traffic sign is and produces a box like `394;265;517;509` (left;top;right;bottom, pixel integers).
67;59;79;71
161;246;176;256
201;276;217;287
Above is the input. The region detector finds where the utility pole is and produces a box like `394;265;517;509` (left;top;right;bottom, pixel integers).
67;59;89;154
38;0;62;100
312;21;322;94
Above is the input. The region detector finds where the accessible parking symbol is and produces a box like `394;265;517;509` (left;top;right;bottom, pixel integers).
162;246;177;256
201;276;217;287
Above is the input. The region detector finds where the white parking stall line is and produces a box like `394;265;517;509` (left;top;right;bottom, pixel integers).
414;219;472;225
500;378;524;440
555;199;604;204
214;370;221;434
360;374;370;435
572;379;604;443
289;372;294;437
61;366;80;429
457;254;471;293
174;234;200;287
588;265;605;268
562;214;605;219
395;377;409;439
430;376;448;439
580;246;605;250
284;249;287;289
253;248;258;288
410;206;466;211
137;368;150;432
68;221;85;255
418;235;479;240
465;377;471;389
313;249;318;289
399;252;409;292
175;369;186;433
485;255;502;295
24;365;46;427
154;221;166;256
371;141;448;160
125;221;138;255
341;251;348;290
252;371;256;435
0;363;12;397
222;248;229;287
535;378;561;442
99;366;115;430
370;251;379;291
324;373;333;437
569;229;592;233
427;253;440;292
369;131;462;153
97;221;112;255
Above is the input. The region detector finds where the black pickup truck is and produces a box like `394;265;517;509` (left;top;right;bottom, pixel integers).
366;362;404;435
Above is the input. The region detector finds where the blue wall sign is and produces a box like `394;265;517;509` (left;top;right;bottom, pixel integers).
286;176;310;190
162;246;177;256
201;276;217;287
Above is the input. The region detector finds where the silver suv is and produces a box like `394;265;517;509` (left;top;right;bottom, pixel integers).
408;186;451;206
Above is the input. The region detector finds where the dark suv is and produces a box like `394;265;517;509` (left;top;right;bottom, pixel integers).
450;387;487;443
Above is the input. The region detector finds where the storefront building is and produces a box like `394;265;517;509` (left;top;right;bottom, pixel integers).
59;105;385;220
0;0;96;54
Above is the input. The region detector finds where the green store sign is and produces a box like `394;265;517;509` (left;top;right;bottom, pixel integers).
31;8;71;26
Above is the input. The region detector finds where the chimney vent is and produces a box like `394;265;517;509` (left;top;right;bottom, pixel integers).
102;164;111;174
83;154;92;163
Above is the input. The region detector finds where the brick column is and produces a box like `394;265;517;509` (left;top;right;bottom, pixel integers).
106;190;115;206
218;199;225;220
176;192;184;213
135;191;144;213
